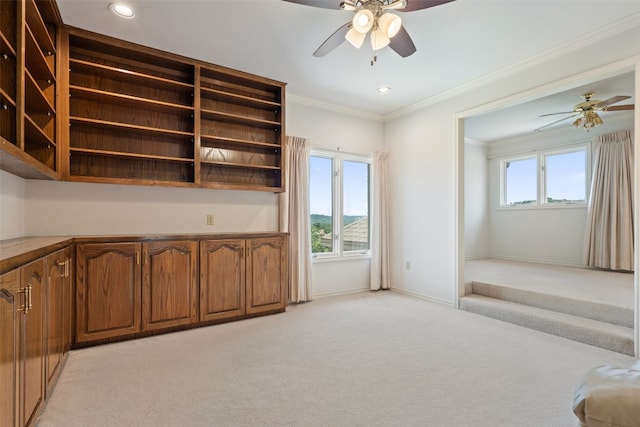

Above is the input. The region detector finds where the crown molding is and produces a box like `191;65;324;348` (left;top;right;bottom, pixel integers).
286;94;385;122
384;12;640;121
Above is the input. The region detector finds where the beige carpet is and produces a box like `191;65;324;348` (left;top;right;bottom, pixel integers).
37;292;636;427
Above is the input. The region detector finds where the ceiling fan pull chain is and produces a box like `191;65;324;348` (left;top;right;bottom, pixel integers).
371;55;378;66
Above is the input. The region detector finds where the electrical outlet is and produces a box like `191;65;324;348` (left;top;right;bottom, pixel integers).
406;261;411;270
206;214;215;225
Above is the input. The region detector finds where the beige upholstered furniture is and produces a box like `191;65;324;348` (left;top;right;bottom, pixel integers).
573;361;640;427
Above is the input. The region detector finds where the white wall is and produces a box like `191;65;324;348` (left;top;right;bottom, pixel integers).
464;141;489;259
0;170;26;240
386;24;640;304
287;100;385;298
485;117;634;266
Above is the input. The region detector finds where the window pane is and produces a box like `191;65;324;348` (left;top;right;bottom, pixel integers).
505;158;537;205
310;156;333;253
343;160;369;252
545;150;586;203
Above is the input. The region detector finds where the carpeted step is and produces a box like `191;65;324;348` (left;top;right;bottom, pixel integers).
459;294;634;356
471;281;633;328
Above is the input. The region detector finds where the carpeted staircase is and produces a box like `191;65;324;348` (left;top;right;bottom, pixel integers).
459;281;634;355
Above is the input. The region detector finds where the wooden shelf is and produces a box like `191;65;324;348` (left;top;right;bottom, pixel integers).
200;86;280;110
25;69;55;114
70;147;193;163
24;114;55;147
200;134;280;149
0;138;57;180
0;88;16;108
70;85;194;115
70;58;194;91
201;108;280;129
70;116;193;137
1;32;17;58
200;159;280;171
25;25;55;82
25;0;56;55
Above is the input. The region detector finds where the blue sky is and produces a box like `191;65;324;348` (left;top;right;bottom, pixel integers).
506;150;586;204
310;157;369;217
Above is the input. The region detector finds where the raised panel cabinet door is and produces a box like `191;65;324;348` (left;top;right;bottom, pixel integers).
20;258;46;427
142;240;197;331
61;247;74;353
245;237;288;315
76;243;142;343
0;271;19;427
44;247;72;397
199;239;245;322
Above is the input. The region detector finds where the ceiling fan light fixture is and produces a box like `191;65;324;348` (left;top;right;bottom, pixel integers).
371;27;390;50
345;28;366;48
378;13;402;38
352;9;374;33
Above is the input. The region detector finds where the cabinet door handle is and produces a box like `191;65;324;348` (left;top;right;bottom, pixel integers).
27;284;32;312
136;252;140;265
66;259;70;278
57;260;66;277
17;285;32;313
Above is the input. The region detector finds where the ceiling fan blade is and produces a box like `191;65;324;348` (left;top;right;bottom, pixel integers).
388;26;416;57
603;104;635;111
593;95;631;109
281;0;345;9
313;22;351;57
534;114;579;132
539;111;576;117
400;0;456;12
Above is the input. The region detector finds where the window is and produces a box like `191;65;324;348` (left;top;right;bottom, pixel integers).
501;146;588;207
310;151;370;257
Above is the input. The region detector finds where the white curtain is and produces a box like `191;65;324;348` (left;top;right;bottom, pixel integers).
583;130;634;271
370;151;391;290
279;136;313;302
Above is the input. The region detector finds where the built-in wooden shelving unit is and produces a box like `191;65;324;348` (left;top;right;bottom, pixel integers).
59;27;286;191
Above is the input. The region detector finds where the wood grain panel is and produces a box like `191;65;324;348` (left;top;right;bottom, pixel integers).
246;237;288;315
1;53;17;101
0;0;17;48
0;271;18;427
0;103;17;145
69;152;194;182
21;258;46;427
142;240;197;330
200;118;278;144
199;239;245;322
76;243;141;343
201;144;279;168
200;98;278;122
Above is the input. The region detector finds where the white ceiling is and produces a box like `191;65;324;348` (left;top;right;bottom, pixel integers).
55;0;639;141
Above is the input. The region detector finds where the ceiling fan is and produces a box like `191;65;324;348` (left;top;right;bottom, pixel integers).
282;0;455;57
535;92;634;132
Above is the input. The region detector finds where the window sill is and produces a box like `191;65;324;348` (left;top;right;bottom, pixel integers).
498;203;587;211
311;253;371;263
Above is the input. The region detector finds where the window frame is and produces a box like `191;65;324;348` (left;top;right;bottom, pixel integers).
500;144;590;209
310;149;371;260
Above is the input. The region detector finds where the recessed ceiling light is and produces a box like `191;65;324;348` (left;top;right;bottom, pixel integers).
377;86;391;94
109;3;135;18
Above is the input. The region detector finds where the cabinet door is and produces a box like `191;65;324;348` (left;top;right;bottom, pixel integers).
245;237;288;315
20;258;46;427
76;243;141;343
44;246;72;397
142;240;197;331
199;239;245;322
62;247;74;353
0;271;19;427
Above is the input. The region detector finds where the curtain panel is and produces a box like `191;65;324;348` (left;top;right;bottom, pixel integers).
370;151;391;290
279;136;313;302
583;130;634;271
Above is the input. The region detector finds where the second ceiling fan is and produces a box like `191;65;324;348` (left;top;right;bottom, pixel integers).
282;0;455;57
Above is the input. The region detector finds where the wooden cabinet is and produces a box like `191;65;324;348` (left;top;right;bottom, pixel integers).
200;236;288;322
142;240;197;331
44;246;72;397
0;0;60;180
199;239;245;322
19;258;46;427
75;243;141;343
0;271;19;427
246;237;288;315
59;27;285;192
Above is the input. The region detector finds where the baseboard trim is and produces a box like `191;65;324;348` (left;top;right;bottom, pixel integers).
391;288;454;307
